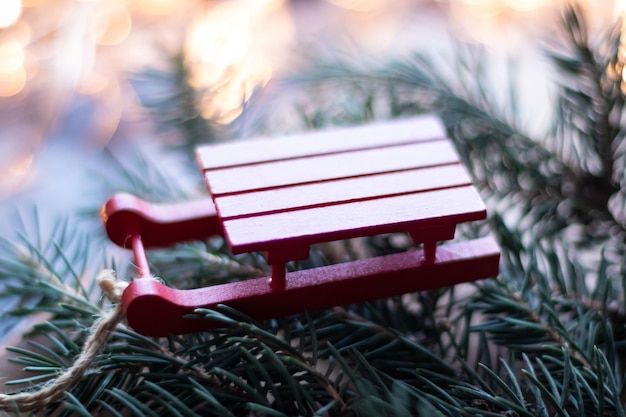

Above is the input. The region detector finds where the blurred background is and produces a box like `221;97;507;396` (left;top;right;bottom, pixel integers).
0;0;619;226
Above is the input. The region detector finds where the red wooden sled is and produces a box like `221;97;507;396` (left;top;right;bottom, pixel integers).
102;116;500;337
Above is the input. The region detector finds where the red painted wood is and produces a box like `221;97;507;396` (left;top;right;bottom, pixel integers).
265;246;311;264
102;193;223;249
122;236;500;337
130;233;151;278
102;115;500;336
410;226;457;261
270;264;287;290
221;186;486;254
204;140;457;196
214;164;472;220
196;115;446;170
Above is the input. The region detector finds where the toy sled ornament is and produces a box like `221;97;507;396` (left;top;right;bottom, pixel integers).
102;116;501;337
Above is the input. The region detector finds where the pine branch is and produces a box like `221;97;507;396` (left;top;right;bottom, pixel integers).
131;52;221;156
548;4;624;221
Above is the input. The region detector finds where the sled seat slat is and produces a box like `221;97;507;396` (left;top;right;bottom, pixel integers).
196;115;446;170
204;140;458;196
222;185;485;253
198;116;487;288
214;164;473;219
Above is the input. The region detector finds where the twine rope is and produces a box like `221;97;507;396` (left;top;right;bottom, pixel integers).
0;270;128;412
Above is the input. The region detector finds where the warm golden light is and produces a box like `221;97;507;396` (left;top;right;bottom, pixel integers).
186;0;289;124
0;67;26;97
326;0;387;12
0;154;34;197
96;4;132;46
131;0;179;16
504;0;545;11
0;0;22;28
450;0;560;45
21;0;46;7
198;51;273;124
459;0;549;14
616;0;626;89
457;0;505;18
10;21;32;46
0;41;24;73
0;41;26;97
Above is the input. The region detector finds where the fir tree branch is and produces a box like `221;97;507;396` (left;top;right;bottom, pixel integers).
549;4;624;219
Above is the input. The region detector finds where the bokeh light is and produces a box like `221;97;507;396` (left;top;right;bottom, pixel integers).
448;0;563;45
0;0;621;198
131;0;179;16
0;0;22;28
326;0;388;12
0;41;26;97
186;0;289;124
504;0;545;11
95;3;132;46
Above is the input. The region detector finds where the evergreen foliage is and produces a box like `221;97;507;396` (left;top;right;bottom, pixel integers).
1;3;626;416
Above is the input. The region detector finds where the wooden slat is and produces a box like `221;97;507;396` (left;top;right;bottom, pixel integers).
215;164;472;219
222;186;486;253
205;140;458;196
196;115;446;170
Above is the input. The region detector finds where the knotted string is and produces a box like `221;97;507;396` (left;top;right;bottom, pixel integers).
0;270;128;412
